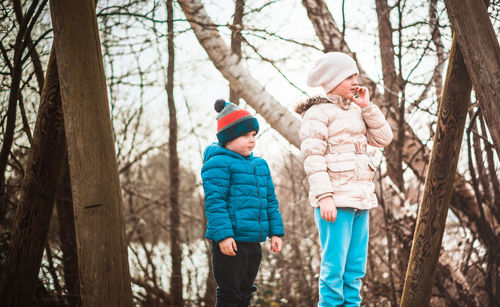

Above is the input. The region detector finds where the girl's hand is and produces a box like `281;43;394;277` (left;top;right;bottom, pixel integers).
219;237;237;256
319;197;337;222
270;236;282;252
351;86;370;108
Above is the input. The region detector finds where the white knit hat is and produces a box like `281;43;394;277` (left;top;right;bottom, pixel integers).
307;52;359;94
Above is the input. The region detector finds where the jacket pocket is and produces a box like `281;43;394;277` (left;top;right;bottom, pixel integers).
356;155;376;182
327;158;356;186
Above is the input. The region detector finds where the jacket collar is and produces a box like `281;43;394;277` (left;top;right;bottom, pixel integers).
328;94;352;110
203;142;254;163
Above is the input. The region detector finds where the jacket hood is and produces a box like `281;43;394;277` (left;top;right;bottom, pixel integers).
203;142;253;163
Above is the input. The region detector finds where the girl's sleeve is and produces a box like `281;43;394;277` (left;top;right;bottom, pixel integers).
361;103;393;147
300;106;333;200
201;158;234;243
265;168;284;237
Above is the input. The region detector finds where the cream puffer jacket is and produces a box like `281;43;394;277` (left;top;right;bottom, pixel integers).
295;95;393;209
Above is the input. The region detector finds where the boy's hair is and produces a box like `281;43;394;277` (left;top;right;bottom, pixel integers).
214;99;259;146
307;52;359;94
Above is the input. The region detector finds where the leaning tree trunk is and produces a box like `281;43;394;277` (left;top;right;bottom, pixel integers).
400;36;472;307
0;45;67;306
166;0;183;306
442;3;500;301
49;1;132;306
443;0;500;156
176;0;301;147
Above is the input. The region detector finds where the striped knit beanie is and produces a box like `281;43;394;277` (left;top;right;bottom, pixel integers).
307;52;359;94
214;99;259;146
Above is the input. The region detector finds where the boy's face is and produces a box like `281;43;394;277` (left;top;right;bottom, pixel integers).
328;73;359;100
224;131;257;157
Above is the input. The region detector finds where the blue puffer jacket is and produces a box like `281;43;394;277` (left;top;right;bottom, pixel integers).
201;143;284;243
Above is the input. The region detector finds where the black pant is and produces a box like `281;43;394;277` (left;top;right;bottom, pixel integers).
211;240;262;307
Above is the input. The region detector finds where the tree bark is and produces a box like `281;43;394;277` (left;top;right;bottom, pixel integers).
0;44;66;306
400;36;472;307
177;0;301;147
229;0;244;104
301;0;352;54
443;0;500;156
375;0;404;190
49;1;133;306
166;0;183;305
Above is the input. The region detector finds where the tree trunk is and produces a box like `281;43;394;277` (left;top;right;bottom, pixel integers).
166;0;183;305
0;44;66;306
400;36;472;307
301;0;352;54
49;1;132;306
56;160;81;306
229;0;244;104
443;0;500;156
375;0;404;191
176;0;301;147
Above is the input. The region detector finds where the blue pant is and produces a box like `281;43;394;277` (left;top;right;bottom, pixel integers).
314;207;369;307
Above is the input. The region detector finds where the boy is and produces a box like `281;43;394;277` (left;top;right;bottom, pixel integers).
201;99;284;307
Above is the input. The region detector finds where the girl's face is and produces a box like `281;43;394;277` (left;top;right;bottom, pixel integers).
224;131;257;157
327;74;359;100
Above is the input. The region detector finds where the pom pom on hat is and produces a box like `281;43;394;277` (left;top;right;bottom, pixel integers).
307;52;359;94
213;99;259;146
214;99;227;113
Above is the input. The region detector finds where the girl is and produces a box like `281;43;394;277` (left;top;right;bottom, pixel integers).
295;52;393;306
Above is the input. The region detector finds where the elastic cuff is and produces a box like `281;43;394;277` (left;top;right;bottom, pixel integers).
316;192;333;201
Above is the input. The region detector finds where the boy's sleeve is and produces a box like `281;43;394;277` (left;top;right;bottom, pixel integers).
201;158;234;243
300;106;334;199
265;164;284;237
361;103;393;147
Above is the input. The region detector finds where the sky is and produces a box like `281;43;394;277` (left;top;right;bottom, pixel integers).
94;0;458;175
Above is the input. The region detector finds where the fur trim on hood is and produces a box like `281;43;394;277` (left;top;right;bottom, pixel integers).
294;96;332;115
296;94;358;114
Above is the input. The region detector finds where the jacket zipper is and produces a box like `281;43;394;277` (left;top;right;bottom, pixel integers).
252;162;263;241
